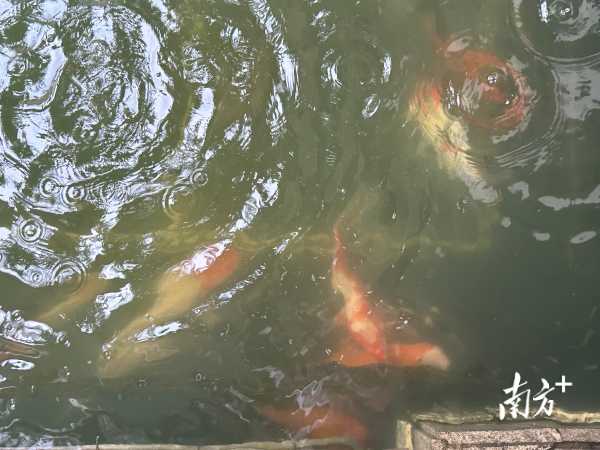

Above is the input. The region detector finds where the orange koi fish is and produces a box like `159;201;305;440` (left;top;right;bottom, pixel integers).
437;46;529;132
410;12;533;203
419;4;530;134
331;336;449;370
408;46;531;202
410;42;531;146
260;404;368;447
331;226;387;360
330;225;450;371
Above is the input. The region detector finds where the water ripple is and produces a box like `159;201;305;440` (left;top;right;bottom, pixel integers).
249;0;299;102
512;0;600;64
4;0;590;444
50;258;86;292
161;183;197;222
0;308;56;347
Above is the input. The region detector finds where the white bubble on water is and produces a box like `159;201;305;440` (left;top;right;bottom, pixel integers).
533;231;551;241
570;230;597;244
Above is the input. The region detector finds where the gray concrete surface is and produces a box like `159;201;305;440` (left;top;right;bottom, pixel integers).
0;437;359;450
396;410;600;449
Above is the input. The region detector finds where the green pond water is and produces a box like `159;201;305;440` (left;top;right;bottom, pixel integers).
0;0;600;447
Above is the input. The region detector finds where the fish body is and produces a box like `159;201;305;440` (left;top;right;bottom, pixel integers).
153;244;241;322
409;39;532;204
330;334;449;371
331;227;387;360
331;225;450;371
411;7;533;196
97;242;240;379
260;404;368;447
125;242;240;339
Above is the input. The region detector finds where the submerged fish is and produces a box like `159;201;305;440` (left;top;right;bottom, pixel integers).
330;336;449;370
409;30;534;202
0;339;42;361
97;242;241;378
36;277;111;326
331;226;387;361
259;224;448;444
330;225;450;371
260;403;368;447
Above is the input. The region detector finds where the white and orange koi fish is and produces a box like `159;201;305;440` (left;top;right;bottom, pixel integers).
330;225;450;370
98;242;241;378
331;226;388;361
410;21;534;203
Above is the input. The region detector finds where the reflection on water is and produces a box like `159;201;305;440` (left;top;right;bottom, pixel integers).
0;0;599;446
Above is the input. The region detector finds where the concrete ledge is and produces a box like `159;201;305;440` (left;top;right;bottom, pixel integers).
0;437;360;450
396;414;600;450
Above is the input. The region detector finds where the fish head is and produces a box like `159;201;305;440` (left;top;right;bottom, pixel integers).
409;36;536;201
440;47;530;132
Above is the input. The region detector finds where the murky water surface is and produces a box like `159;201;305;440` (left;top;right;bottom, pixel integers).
1;0;600;446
